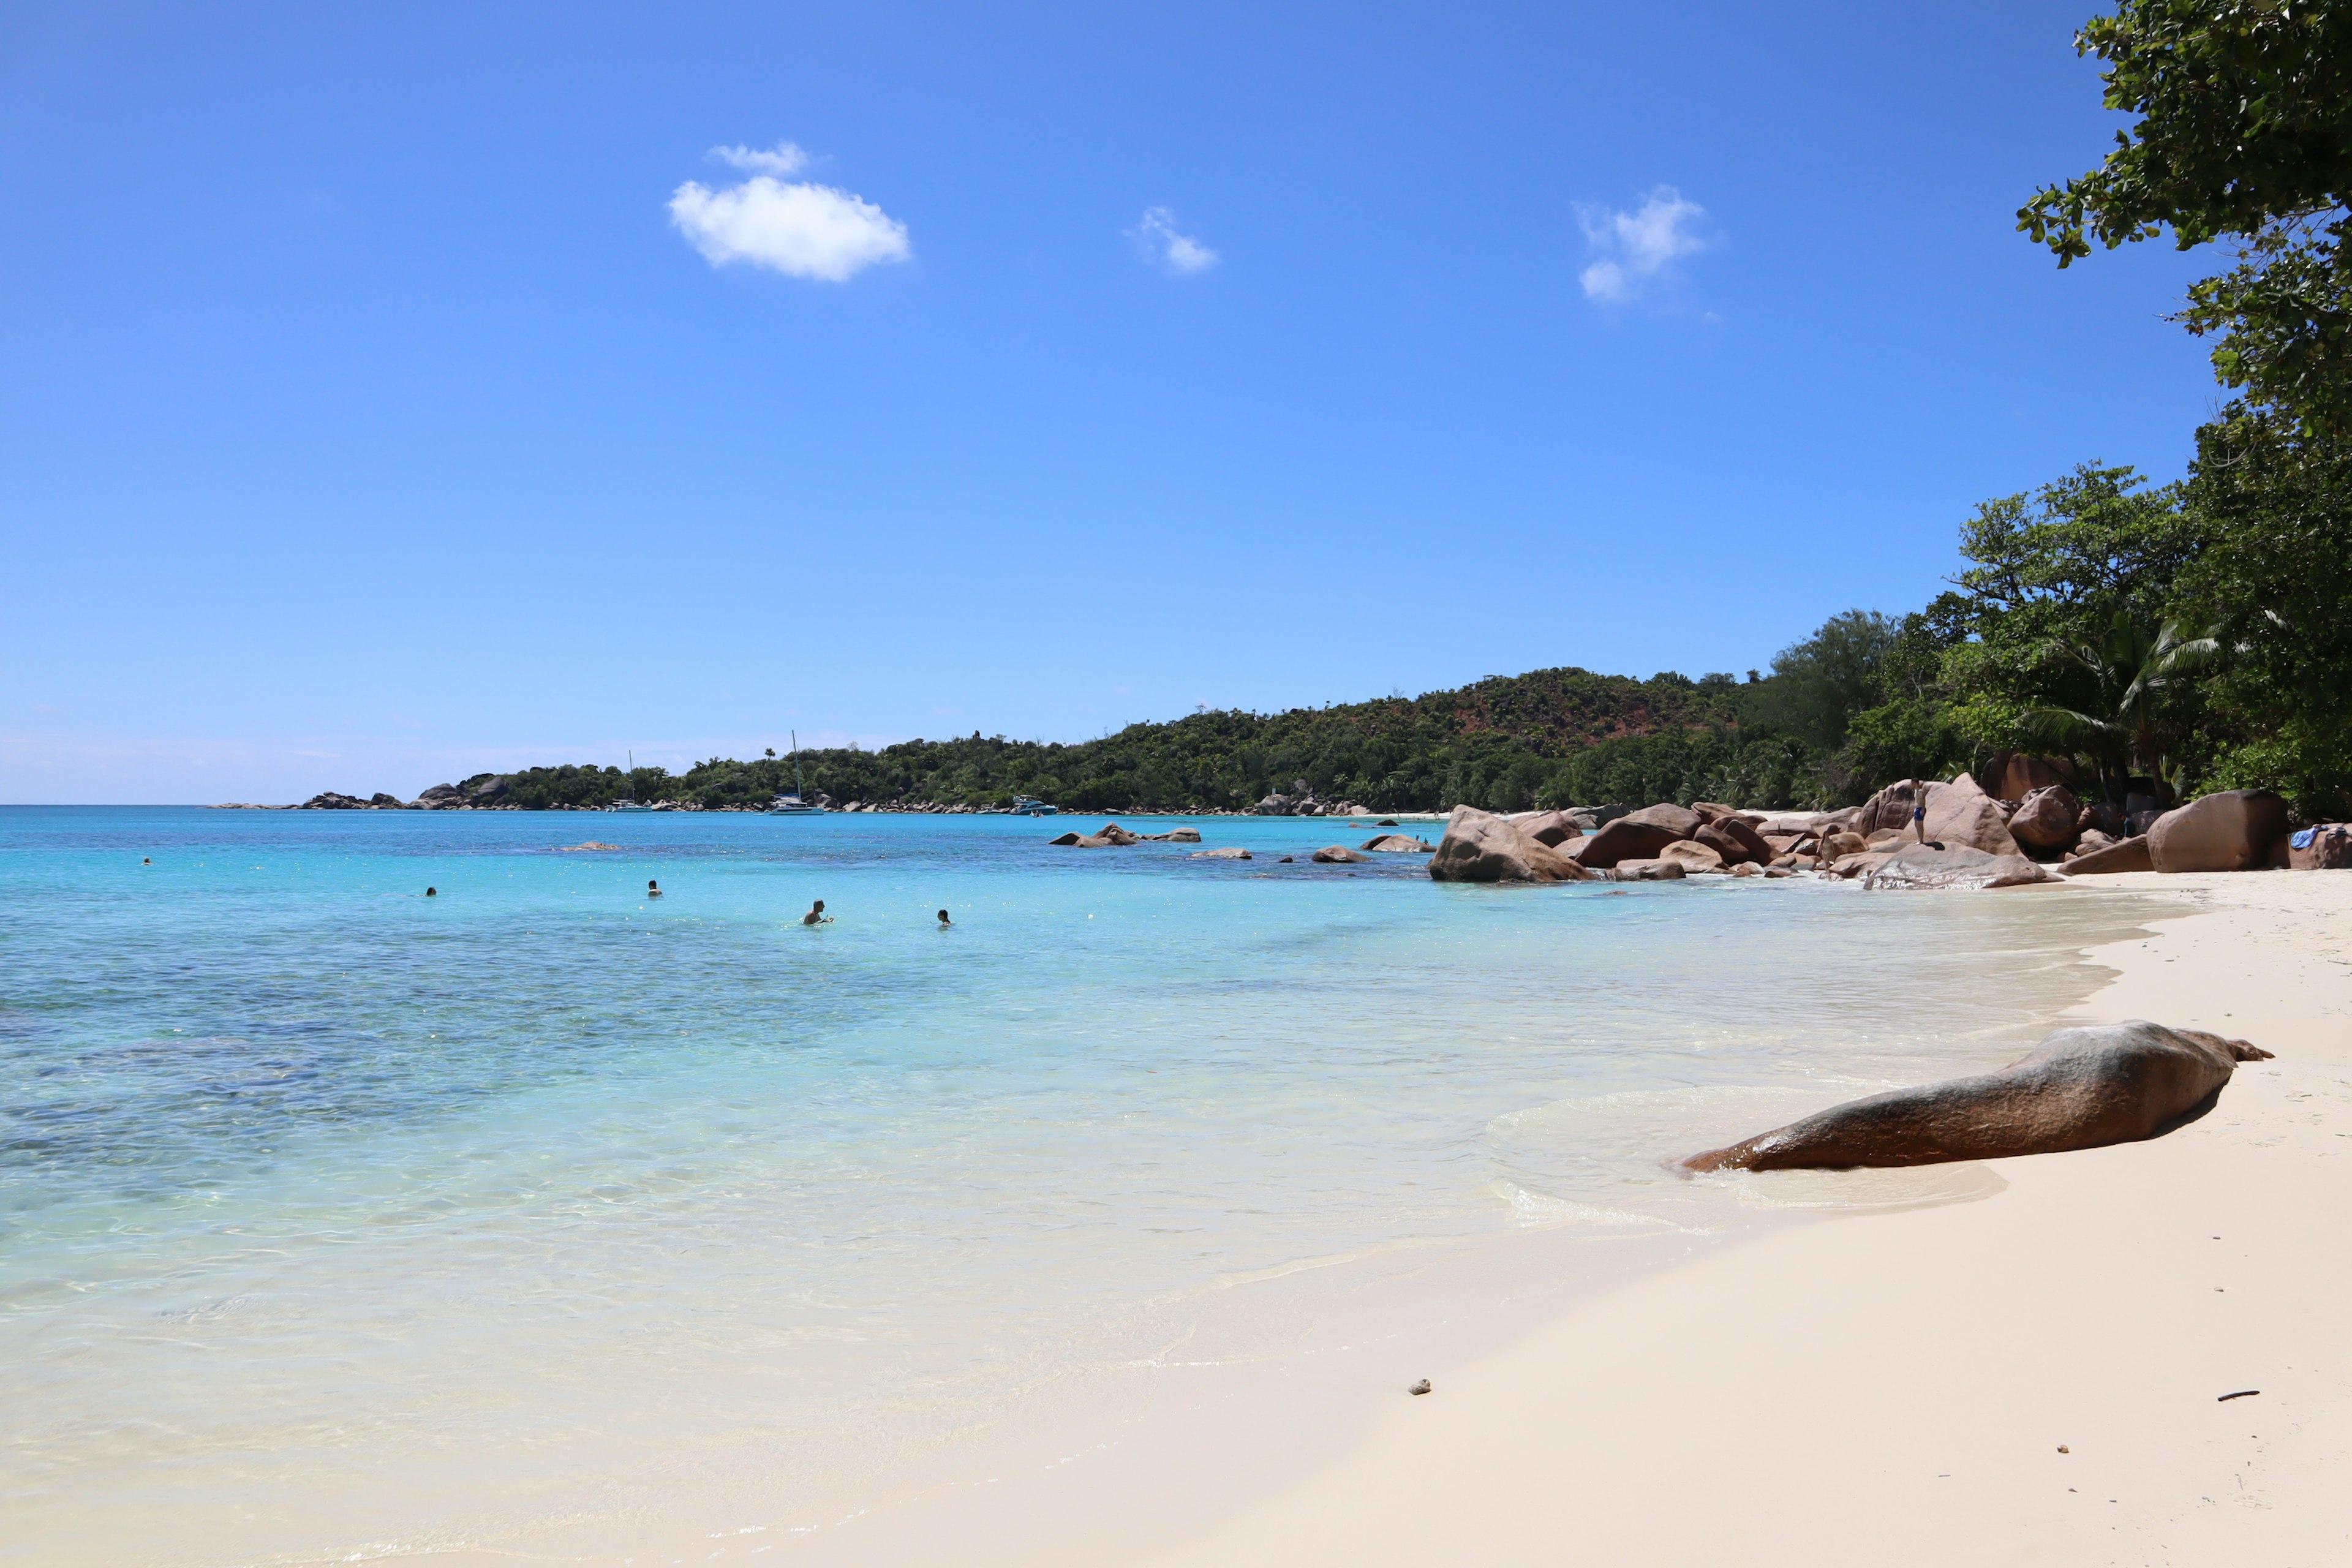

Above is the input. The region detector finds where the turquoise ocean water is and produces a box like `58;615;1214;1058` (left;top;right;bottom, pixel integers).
0;807;2144;1563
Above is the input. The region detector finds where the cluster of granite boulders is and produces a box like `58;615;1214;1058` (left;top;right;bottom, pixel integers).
1047;822;1204;847
1252;779;1371;817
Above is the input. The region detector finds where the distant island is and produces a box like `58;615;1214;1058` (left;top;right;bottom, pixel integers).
255;446;2351;825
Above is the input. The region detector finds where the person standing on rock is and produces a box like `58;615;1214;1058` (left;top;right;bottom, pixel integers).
1913;802;1928;844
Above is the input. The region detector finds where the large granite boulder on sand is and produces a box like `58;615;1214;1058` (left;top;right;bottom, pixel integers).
1860;844;2055;890
2147;790;2291;873
1312;845;1370;863
1427;806;1591;883
1683;1021;2272;1172
1923;773;2023;856
1987;752;2076;804
2290;825;2352;870
2061;835;2154;875
2008;784;2081;854
1858;779;1923;835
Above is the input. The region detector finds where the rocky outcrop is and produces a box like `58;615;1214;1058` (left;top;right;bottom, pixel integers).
1427;805;1591;883
1574;805;1698;869
2008;785;2081;856
1657;839;1725;873
298;792;371;809
1695;816;1771;865
1191;846;1253;859
2147;790;2291;873
2060;835;2154;875
1360;834;1435;853
1608;858;1687;881
2290;825;2352;870
1138;827;1203;842
1312;845;1370;864
1985;752;2077;804
557;841;622;851
1684;1022;2271;1172
1860;844;2055;891
1512;810;1578;848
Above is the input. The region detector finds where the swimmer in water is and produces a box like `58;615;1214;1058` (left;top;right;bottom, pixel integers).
937;908;951;927
142;857;151;865
647;879;663;898
802;899;832;926
426;886;437;897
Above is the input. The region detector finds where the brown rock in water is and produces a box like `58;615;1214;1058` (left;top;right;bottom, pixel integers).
2290;825;2352;870
1861;844;2056;890
1361;834;1434;853
1658;839;1727;873
2061;835;2154;875
1140;827;1203;843
1092;823;1142;846
556;842;623;851
2010;784;2082;854
1048;831;1084;846
1313;845;1370;863
1608;858;1688;881
1427;806;1591;883
2147;790;2292;873
1512;810;1578;848
1191;846;1253;859
1683;1022;2271;1172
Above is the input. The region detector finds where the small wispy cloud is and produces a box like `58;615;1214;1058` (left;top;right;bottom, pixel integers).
669;141;910;282
1577;186;1707;304
1130;206;1218;274
710;140;810;178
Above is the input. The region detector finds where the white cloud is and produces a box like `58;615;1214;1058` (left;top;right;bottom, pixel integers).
1131;206;1219;273
1577;187;1706;303
710;140;809;177
669;145;910;283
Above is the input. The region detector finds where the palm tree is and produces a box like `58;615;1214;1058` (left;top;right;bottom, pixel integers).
2018;611;2220;803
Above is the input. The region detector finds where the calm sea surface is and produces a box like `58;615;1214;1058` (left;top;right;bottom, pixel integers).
0;806;2149;1563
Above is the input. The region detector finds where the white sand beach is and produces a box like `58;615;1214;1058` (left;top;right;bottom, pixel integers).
1137;870;2352;1567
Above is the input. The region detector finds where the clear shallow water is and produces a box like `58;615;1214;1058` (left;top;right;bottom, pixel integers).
0;807;2147;1563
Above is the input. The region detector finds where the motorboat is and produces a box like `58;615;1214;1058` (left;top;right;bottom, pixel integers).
1010;796;1058;816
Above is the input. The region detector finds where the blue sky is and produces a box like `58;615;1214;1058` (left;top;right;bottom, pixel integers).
1;2;2224;802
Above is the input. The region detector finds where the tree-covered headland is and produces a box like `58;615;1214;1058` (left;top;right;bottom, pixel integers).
489;3;2352;821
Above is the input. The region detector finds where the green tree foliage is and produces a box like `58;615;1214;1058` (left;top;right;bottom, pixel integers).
2016;611;2221;797
2177;407;2352;813
2019;0;2352;431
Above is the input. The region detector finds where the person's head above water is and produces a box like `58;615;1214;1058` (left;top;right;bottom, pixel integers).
648;880;660;889
937;908;951;924
812;899;825;911
426;886;437;897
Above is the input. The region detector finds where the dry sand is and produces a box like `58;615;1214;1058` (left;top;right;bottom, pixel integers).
1136;870;2352;1568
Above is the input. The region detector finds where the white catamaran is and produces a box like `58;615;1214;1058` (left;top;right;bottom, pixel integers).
608;751;657;812
768;732;827;815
